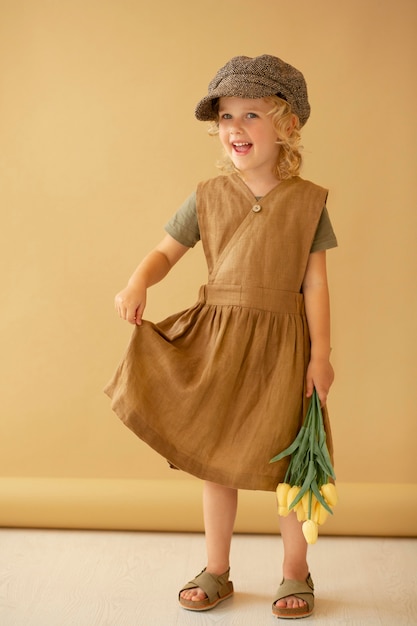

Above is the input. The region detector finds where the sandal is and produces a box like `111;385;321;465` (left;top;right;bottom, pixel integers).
179;567;234;611
272;573;314;619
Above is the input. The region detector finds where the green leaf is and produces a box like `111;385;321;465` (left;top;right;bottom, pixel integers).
269;426;307;463
310;479;333;515
288;459;316;510
270;388;336;492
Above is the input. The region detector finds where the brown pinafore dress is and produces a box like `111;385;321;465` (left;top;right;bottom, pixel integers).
105;174;333;491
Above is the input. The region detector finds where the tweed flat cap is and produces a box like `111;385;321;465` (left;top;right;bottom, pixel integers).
195;54;310;127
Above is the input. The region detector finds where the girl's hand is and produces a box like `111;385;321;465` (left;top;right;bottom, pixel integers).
305;358;334;406
114;282;147;326
113;235;189;326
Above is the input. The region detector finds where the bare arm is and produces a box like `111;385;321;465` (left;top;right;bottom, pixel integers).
302;250;334;405
115;234;190;325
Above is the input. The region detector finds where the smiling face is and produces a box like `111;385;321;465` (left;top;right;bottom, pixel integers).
217;97;281;183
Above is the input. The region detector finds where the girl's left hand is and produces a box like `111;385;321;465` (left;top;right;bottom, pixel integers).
305;358;334;406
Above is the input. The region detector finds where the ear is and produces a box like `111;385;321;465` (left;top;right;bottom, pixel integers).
286;114;298;136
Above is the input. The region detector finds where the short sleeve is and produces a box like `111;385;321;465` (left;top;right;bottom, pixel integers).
310;206;338;253
164;192;200;247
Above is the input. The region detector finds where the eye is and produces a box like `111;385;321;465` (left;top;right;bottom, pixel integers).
246;112;258;119
220;113;232;120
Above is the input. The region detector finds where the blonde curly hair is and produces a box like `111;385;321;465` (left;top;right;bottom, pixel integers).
208;95;303;180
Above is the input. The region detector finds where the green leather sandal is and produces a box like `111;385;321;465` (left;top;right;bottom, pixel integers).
179;567;234;611
272;573;314;619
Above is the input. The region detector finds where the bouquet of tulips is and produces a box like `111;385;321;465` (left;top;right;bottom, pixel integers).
270;389;338;544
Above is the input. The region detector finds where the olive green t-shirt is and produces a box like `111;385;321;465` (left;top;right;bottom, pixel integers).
165;191;337;252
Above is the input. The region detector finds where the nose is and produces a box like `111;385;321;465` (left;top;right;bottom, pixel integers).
229;124;242;135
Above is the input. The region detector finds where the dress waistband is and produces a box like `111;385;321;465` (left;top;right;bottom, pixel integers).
199;284;305;315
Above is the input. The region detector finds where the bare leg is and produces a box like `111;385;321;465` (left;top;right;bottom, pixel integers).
275;512;309;609
180;481;238;602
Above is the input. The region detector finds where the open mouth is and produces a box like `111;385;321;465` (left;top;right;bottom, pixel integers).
232;142;252;155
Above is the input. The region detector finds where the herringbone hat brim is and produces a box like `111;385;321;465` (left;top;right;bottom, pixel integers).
195;54;310;127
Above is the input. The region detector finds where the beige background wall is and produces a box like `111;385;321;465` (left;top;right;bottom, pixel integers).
1;0;416;535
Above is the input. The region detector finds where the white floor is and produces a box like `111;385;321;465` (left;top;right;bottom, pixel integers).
0;530;416;625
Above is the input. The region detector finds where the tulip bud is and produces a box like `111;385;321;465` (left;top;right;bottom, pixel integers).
302;519;318;544
311;493;318;514
313;502;329;525
296;504;307;522
301;490;317;519
276;483;291;508
321;483;338;507
301;491;310;515
278;506;290;517
287;485;301;510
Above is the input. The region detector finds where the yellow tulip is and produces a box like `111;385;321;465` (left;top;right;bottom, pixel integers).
313;502;330;525
278;505;290;517
296;505;307;522
301;491;310;516
300;491;318;518
287;485;301;510
302;519;319;544
321;483;338;507
276;483;291;508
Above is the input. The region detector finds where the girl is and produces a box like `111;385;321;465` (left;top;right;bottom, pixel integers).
105;54;337;619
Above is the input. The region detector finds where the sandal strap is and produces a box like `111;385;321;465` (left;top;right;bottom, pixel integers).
274;573;314;611
180;568;231;603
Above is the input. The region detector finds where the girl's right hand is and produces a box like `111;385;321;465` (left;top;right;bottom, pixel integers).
113;234;189;326
114;283;147;326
